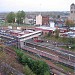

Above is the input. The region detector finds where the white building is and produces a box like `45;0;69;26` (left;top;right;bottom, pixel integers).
50;22;55;27
25;17;30;24
36;14;42;25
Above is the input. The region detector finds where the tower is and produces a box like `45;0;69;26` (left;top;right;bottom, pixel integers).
70;3;75;22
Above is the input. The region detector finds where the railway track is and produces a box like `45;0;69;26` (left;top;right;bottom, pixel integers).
26;43;70;60
22;43;75;67
26;42;75;63
4;46;16;57
3;46;74;75
22;46;73;75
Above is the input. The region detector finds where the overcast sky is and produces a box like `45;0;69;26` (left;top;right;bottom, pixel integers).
0;0;75;12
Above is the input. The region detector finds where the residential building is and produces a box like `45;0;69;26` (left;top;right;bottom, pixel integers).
36;14;49;25
54;19;65;28
25;17;30;24
36;14;42;25
25;16;36;25
42;15;49;25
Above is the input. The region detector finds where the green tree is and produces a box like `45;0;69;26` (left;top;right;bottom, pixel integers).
62;37;67;44
6;12;15;23
55;29;59;38
68;38;74;44
15;49;50;75
47;31;52;37
32;60;50;75
22;54;29;65
44;71;50;75
23;65;36;75
15;50;24;62
27;58;35;69
16;10;25;25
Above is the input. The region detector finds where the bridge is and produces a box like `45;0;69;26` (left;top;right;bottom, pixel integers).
18;31;42;41
0;30;42;46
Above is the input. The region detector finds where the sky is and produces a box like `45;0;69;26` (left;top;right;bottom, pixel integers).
0;0;75;12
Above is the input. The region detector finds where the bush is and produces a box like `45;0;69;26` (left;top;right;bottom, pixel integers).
23;65;36;75
15;49;50;75
71;44;75;49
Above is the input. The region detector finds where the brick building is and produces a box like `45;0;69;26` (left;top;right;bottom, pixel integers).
36;14;49;25
42;16;49;25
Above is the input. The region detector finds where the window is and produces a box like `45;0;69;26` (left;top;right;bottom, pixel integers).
71;11;73;13
71;7;73;9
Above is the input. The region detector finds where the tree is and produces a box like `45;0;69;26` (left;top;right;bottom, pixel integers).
16;10;25;24
23;65;36;75
6;12;15;23
47;31;52;37
44;71;50;75
65;19;75;28
55;29;60;38
22;54;29;65
15;49;51;75
15;50;24;62
68;38;74;44
62;37;67;44
32;60;50;75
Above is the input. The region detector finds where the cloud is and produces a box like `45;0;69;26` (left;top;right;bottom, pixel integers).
0;0;74;12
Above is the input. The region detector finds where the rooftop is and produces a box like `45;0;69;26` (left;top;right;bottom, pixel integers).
35;26;56;31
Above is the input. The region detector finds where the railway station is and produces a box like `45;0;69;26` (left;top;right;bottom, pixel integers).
0;26;75;75
0;27;42;47
0;1;75;75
